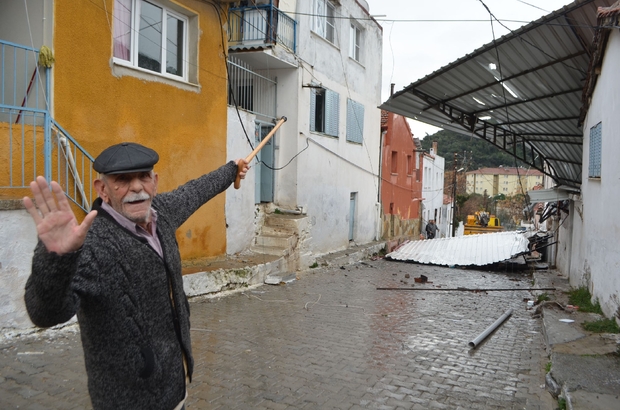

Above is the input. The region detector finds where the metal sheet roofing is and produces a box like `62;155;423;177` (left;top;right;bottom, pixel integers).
386;232;530;266
379;0;615;189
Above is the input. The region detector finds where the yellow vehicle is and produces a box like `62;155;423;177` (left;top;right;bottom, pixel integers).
464;211;504;235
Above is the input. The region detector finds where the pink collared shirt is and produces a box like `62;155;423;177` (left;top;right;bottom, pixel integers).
100;201;163;259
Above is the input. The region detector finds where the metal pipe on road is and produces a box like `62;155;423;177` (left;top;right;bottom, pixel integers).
469;308;513;348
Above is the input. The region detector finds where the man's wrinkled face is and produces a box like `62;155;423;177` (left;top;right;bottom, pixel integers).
94;171;158;228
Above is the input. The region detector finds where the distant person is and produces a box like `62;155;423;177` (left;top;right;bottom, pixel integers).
23;142;249;410
425;219;439;239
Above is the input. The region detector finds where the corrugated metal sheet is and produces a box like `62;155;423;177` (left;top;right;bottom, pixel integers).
379;0;615;189
386;232;530;266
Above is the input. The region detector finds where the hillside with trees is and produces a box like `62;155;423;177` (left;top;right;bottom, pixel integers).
420;129;524;170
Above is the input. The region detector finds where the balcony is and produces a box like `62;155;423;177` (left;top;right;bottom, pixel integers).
228;4;297;69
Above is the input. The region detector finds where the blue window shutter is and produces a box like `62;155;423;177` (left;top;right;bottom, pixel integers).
309;87;317;132
589;122;602;178
347;99;364;143
325;89;339;137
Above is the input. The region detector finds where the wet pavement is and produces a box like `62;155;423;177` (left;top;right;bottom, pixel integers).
0;259;553;409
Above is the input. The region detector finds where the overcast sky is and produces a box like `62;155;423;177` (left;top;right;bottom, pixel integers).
366;0;572;139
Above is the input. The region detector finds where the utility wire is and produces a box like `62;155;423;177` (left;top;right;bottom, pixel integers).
478;0;532;221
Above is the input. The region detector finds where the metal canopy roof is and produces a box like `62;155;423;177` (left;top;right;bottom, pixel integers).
379;0;614;189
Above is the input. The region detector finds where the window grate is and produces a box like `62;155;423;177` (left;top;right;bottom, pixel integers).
589;122;602;178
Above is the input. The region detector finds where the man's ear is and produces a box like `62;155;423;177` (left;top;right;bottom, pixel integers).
153;172;159;196
94;178;109;203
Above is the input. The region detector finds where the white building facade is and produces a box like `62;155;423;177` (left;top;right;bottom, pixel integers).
556;23;620;320
421;143;447;238
226;0;383;259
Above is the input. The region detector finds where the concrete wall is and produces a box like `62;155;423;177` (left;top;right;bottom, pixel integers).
272;68;301;209
0;0;52;49
0;204;37;331
381;213;421;241
226;108;258;254
568;30;620;318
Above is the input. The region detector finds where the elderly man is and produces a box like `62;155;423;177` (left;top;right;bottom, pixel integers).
23;142;248;410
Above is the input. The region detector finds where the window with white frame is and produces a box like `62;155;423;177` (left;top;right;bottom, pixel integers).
113;0;191;81
349;23;361;61
346;98;364;144
310;85;339;137
313;0;336;43
589;122;602;178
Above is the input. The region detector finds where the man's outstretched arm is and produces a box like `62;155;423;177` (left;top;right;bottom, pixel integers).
156;159;248;229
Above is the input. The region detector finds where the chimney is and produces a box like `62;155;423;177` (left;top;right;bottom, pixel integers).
431;141;438;157
390;83;395;96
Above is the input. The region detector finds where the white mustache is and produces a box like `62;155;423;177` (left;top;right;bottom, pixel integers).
123;192;151;203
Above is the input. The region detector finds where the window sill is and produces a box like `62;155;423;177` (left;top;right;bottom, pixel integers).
348;56;365;69
310;30;340;51
310;131;339;139
112;60;200;92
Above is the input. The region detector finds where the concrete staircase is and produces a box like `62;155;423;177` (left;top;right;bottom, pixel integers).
251;213;301;256
251;213;310;270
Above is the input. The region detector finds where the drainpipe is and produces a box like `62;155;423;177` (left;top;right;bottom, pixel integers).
376;126;386;241
44;66;52;183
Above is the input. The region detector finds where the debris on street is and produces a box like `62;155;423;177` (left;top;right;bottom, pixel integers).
469;308;513;348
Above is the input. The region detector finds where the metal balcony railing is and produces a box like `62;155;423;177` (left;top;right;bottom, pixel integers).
228;4;296;53
1;39;94;212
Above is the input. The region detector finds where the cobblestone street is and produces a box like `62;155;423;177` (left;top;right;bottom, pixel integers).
0;260;553;409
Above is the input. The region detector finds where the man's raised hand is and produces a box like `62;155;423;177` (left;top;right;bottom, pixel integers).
23;176;97;255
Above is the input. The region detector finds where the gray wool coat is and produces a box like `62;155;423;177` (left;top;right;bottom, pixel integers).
25;161;238;410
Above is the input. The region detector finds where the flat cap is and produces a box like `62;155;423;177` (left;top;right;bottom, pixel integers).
93;142;159;174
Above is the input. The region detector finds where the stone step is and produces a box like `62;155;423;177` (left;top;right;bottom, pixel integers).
250;244;288;256
264;213;306;230
261;225;295;237
254;233;295;249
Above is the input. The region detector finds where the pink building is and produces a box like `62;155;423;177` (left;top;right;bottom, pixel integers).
380;111;424;246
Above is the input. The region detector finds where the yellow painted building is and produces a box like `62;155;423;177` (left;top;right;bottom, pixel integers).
1;0;232;260
466;167;544;196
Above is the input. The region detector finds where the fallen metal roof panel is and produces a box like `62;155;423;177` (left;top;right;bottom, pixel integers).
527;187;572;202
380;0;615;189
386;232;530;266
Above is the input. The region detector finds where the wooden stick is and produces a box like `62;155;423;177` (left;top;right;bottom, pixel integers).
234;116;287;189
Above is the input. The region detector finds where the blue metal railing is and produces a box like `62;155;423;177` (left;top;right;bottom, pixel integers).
52;120;95;211
1;39;94;212
228;4;296;53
